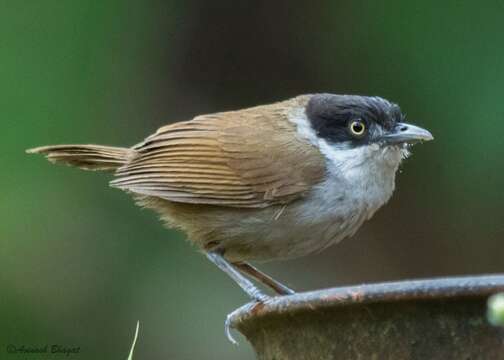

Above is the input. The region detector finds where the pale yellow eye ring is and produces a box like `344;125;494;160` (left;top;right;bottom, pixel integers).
349;120;366;137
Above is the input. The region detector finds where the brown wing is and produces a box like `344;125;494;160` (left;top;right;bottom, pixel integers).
110;101;326;208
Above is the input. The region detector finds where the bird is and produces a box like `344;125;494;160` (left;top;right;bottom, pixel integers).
27;93;433;303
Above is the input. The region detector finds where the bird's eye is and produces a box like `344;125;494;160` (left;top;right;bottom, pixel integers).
348;120;366;137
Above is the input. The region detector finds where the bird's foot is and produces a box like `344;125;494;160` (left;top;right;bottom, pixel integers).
281;287;296;296
251;290;271;303
225;312;239;345
225;295;271;345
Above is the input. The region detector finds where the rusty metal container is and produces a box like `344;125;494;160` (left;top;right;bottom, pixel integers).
229;275;504;360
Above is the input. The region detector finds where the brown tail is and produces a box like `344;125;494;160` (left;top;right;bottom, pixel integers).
27;144;133;171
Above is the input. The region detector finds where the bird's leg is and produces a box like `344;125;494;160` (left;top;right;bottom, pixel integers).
234;262;295;296
206;252;269;302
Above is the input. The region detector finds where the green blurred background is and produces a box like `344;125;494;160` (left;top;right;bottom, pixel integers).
2;1;504;359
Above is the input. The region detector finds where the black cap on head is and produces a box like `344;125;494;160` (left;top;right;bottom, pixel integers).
305;94;403;145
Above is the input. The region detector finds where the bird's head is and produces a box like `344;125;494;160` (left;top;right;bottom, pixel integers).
303;94;433;175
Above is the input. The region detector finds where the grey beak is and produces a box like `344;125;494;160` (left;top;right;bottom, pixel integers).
380;122;434;145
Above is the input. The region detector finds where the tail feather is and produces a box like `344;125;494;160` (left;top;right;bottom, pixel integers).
27;144;133;171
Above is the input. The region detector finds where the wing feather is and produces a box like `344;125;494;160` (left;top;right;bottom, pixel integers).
111;99;325;208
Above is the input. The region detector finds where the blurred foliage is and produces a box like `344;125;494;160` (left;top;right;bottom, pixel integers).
1;1;504;359
488;293;504;327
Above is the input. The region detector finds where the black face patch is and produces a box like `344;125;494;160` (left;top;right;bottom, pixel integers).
305;94;403;145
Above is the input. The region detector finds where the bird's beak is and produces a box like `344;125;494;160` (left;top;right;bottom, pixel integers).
380;122;433;145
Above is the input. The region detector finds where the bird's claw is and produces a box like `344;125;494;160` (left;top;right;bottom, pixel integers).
225;313;238;345
225;296;270;345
